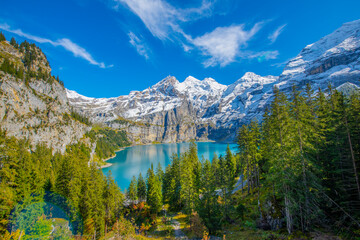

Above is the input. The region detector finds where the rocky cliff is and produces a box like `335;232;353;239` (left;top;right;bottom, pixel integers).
0;40;89;153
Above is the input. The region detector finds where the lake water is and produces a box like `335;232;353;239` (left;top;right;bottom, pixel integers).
102;142;238;191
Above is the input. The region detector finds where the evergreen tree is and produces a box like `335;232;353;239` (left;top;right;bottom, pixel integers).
197;159;222;233
156;162;164;183
137;173;146;202
146;165;162;213
262;86;295;233
10;37;18;48
104;171;123;234
127;176;138;203
180;151;197;214
164;154;182;211
0;32;5;41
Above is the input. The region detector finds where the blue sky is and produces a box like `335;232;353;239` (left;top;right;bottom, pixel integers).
1;0;359;97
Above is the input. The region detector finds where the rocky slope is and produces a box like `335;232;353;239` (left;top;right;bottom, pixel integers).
0;40;89;153
67;72;279;143
68;19;360;144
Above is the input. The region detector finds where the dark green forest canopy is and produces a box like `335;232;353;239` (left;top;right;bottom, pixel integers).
0;131;125;239
127;84;360;238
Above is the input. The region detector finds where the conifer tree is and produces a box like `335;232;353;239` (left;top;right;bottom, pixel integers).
197;159;222;233
263;86;295;233
104;172;123;234
10;37;18;48
165;154;182;211
180;151;197;213
0;32;5;41
147;165;162;213
137;173;146;202
127;176;138;203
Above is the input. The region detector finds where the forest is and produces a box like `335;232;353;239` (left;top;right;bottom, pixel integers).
126;83;360;239
1;31;360;239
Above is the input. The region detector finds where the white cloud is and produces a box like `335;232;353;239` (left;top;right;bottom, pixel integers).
191;23;263;67
0;23;54;44
110;0;280;67
128;32;150;59
113;0;212;40
246;50;279;62
268;24;287;44
0;23;110;68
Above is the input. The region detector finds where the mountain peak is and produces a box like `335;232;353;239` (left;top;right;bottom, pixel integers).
152;76;179;88
151;76;180;96
282;19;360;81
223;72;278;97
241;72;259;79
184;76;201;84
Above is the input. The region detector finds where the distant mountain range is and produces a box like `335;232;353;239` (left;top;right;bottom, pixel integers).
67;19;360;144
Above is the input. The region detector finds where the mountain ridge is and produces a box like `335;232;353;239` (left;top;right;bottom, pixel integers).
67;19;360;144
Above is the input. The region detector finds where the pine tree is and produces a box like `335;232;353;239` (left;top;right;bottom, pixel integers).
10;37;18;48
147;165;162;213
225;144;236;189
164;154;182;211
289;85;323;231
0;32;5;41
137;173;146;202
197;159;222;233
263;86;295;233
127;176;138;203
180;151;197;214
104;171;123;234
156;162;164;183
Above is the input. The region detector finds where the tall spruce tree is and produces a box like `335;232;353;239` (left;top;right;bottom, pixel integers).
146;165;162;213
127;176;138;203
137;173;146;202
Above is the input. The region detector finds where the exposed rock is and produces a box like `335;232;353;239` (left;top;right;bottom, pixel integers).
67;19;360;144
0;41;89;153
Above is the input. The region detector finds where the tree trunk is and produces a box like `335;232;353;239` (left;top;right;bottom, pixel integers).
345;117;360;200
297;127;309;230
284;193;293;234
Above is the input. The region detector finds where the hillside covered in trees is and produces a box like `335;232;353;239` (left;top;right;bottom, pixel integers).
1;29;360;239
125;84;360;239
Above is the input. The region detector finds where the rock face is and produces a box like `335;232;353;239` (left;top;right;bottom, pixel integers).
67;73;279;144
68;19;360;144
279;19;360;89
0;40;89;153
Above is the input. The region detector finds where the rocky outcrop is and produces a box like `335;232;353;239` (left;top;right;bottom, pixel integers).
67;73;277;144
0;40;89;153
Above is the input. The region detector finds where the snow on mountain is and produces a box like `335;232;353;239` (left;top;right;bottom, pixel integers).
67;19;360;143
280;19;360;89
67;72;278;133
67;75;230;123
200;72;278;128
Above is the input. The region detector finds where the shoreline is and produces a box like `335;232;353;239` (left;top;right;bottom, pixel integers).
100;147;129;169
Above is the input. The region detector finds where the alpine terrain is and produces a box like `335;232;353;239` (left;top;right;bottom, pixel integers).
68;19;360;144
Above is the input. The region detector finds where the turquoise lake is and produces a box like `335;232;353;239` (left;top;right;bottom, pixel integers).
102;142;238;191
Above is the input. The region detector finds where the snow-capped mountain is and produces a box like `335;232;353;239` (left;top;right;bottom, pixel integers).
67;73;278;143
67;19;360;143
279;19;360;89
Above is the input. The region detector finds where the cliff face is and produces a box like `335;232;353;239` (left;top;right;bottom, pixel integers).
67;19;360;144
104;100;201;144
0;40;89;153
